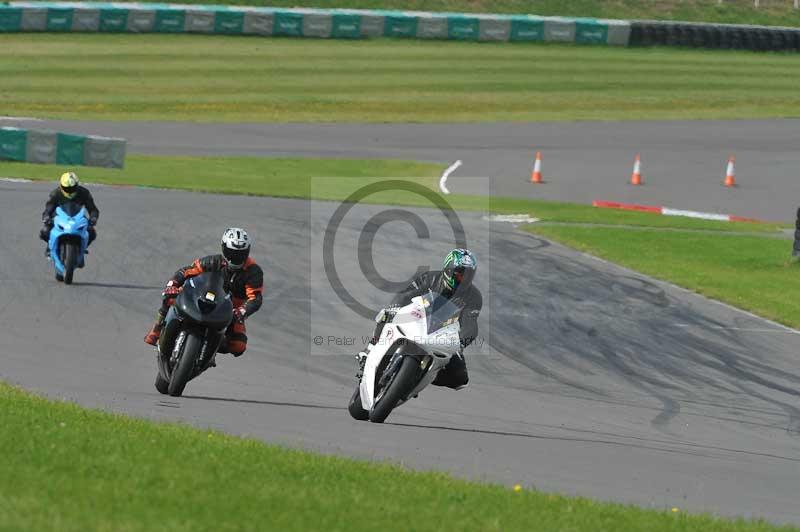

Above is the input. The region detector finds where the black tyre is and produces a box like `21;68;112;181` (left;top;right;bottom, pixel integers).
348;386;369;420
62;242;78;285
155;373;169;395
168;331;203;397
368;357;419;424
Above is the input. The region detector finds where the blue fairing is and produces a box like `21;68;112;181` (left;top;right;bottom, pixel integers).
47;205;90;275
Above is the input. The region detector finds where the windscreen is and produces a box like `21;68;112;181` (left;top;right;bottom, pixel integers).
59;201;83;217
184;271;226;299
421;291;462;335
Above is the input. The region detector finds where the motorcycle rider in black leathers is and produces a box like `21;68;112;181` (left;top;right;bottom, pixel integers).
39;172;99;257
358;248;482;390
144;228;264;357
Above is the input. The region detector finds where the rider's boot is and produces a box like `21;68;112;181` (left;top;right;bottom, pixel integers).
144;310;166;346
217;337;230;354
355;344;371;379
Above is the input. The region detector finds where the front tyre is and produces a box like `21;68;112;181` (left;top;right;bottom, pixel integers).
62;241;78;285
155;373;169;395
368;357;419;424
168;331;203;397
348;386;369;420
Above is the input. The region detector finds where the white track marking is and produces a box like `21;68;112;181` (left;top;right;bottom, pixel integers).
483;214;540;224
662;208;730;222
673;324;800;334
0;177;32;183
439;159;461;195
0;116;43;122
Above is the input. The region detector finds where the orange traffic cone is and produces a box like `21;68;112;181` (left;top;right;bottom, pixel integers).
531;152;543;184
630;153;643;185
724;155;736;187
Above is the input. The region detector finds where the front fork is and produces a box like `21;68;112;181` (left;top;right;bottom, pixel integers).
156;311;223;380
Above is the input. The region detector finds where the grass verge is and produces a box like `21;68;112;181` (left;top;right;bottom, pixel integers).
0;381;794;532
107;0;800;27
527;224;800;328
2;34;800;123
0;154;785;233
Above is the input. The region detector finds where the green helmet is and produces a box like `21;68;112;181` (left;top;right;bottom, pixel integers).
441;248;477;293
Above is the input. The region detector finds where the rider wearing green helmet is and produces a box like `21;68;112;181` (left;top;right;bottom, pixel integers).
360;248;482;390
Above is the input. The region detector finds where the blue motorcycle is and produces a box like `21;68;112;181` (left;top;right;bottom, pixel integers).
47;201;90;284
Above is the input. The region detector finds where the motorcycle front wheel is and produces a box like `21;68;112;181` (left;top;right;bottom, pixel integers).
348;387;369;420
155;373;169;395
369;357;419;424
168;331;203;397
62;241;78;285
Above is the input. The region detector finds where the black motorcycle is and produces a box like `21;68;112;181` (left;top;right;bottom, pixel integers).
154;271;233;397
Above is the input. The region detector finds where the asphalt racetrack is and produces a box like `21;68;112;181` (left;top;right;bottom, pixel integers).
2;177;800;524
4;117;800;221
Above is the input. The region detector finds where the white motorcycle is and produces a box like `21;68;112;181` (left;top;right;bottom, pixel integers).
348;291;462;423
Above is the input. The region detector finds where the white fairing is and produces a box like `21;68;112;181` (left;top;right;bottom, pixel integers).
359;293;461;411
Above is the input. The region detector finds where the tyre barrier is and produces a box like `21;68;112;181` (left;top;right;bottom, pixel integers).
0;127;126;169
793;207;800;258
629;20;800;51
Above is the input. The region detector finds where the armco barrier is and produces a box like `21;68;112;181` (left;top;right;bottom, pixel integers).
0;2;629;45
0;127;126;169
1;2;798;50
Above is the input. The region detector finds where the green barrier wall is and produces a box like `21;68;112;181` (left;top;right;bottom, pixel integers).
576;20;609;44
153;8;184;32
510;18;544;41
3;3;797;50
331;13;360;39
447;16;479;41
384;14;418;38
274;11;303;36
0;3;631;45
46;7;72;31
215;11;244;34
0;127;126;169
53;1;800;50
0;128;27;162
0;7;22;31
56;133;86;166
99;8;128;32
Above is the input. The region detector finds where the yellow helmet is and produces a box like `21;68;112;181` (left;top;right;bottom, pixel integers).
59;172;79;199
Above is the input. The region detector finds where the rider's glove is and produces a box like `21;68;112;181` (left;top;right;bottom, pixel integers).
89;217;97;226
162;280;180;300
233;306;247;323
375;305;400;323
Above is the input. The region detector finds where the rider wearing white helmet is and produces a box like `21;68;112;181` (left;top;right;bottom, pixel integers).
144;228;264;357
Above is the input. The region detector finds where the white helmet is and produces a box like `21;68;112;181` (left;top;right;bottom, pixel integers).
221;227;250;270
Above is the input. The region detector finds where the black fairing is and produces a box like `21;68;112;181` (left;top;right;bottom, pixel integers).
174;272;233;331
